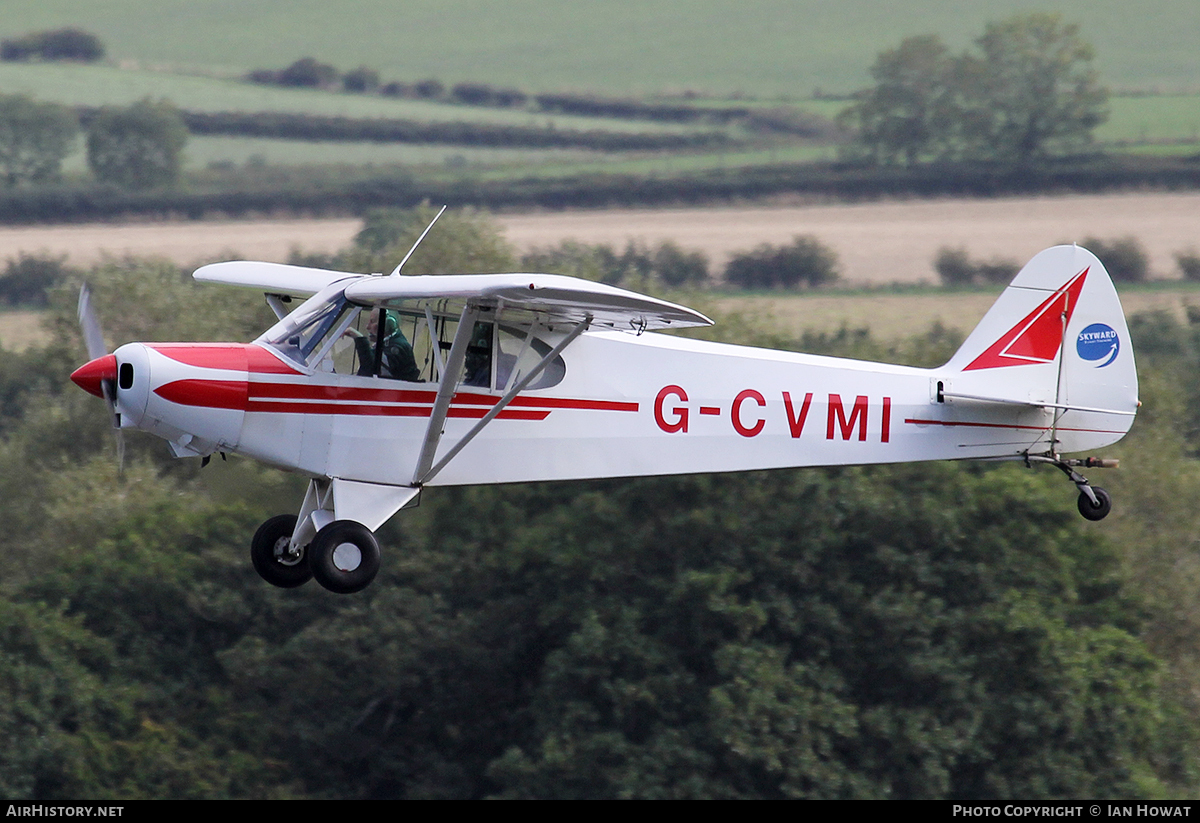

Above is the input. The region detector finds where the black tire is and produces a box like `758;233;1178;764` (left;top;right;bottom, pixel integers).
1077;486;1112;521
251;514;312;588
308;520;380;594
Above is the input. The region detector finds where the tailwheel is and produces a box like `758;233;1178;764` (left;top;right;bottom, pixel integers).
251;514;312;588
308;520;381;594
1077;486;1112;521
1024;454;1118;522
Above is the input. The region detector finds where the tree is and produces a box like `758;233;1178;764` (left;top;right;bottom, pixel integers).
837;35;959;166
0;94;78;186
841;14;1107;165
86;100;188;190
968;13;1108;161
341;205;515;275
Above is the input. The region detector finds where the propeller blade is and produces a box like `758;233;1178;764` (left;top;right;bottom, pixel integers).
77;284;108;362
75;284;124;474
115;427;125;479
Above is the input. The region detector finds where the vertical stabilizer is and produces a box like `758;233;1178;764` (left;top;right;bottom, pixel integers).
942;245;1138;453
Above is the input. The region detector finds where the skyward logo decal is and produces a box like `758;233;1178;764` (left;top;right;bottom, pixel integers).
1076;323;1120;367
964;269;1088;371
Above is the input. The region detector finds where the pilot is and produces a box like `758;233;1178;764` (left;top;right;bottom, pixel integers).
463;322;493;387
348;310;421;381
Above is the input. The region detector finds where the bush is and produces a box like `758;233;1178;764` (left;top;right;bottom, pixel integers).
492;88;528;108
1;29;104;62
1176;250;1200;281
934;247;976;287
520;239;709;289
0;253;74;306
276;57;338;88
380;81;411;98
412;79;445;100
934;246;1018;286
724;236;839;290
1081;236;1148;282
342;67;380;94
450;83;528;108
653;241;709;287
451;83;495;106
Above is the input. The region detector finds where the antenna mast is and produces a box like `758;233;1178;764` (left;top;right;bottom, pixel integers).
388;205;448;276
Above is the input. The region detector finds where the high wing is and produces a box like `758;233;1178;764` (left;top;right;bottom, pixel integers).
194;260;363;298
197;263;713;332
343;272;712;331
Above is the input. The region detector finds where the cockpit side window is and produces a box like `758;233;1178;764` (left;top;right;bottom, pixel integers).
262;293;564;389
391;310;565;391
496;325;565;390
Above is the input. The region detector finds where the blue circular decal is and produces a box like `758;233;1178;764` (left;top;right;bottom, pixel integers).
1076;323;1120;367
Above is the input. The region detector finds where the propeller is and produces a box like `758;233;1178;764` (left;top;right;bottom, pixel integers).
72;284;125;472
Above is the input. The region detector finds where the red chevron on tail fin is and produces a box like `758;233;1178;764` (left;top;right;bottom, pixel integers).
963;268;1088;371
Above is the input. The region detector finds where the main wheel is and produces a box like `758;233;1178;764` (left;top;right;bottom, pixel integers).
251;514;312;588
1077;486;1112;521
308;520;381;594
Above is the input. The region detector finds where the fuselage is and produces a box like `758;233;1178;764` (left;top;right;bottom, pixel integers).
91;327;1128;489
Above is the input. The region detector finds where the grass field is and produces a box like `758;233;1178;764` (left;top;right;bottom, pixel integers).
0;2;1195;177
2;1;1196;96
0;63;706;135
1098;94;1200;143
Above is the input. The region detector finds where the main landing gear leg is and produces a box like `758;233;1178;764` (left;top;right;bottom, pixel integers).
1025;454;1118;521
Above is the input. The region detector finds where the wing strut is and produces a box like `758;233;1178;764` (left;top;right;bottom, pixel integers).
413;314;591;486
412;303;482;485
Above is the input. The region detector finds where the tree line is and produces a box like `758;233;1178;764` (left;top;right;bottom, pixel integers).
245;56;758;125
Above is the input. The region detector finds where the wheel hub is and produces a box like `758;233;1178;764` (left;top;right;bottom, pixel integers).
332;542;362;572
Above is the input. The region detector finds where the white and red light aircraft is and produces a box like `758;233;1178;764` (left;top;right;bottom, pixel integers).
71;238;1137;594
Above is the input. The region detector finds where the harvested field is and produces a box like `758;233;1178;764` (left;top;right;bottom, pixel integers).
0;192;1194;286
499;192;1200;285
0;218;363;270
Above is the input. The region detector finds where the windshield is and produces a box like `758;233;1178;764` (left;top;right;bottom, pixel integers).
259;285;362;372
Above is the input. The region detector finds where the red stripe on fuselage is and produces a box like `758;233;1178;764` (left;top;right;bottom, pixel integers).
904;417;1126;435
452;391;639;413
155;379;248;409
243;399;549;420
154;377;633;421
148;344;301;374
250;382;438;404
